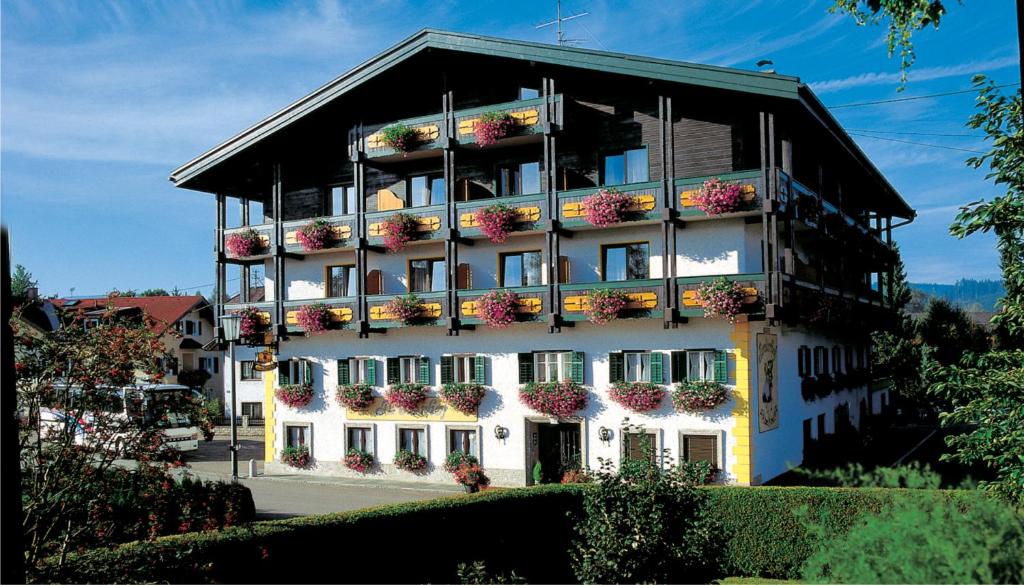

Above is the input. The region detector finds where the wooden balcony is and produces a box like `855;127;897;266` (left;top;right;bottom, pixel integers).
455;192;547;239
557;181;662;229
363;112;445;162
221;224;275;264
365;290;448;328
221;300;275;344
676;273;766;320
281;215;358;255
558;279;664;322
455;285;549;326
675;170;762;220
282;297;358;334
452;95;557;148
365;205;447;248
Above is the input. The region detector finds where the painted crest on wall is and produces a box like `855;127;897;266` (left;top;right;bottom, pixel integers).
757;330;779;432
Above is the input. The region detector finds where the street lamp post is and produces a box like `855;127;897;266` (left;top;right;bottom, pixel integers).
219;314;241;481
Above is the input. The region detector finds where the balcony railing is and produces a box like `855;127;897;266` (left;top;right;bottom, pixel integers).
455;192;547;239
676;273;766;319
365;290;448;328
221;223;275;262
452;95;555;146
558;279;665;322
675;170;763;219
557;181;663;229
282;297;358;334
455;285;550;326
365;204;447;247
281;215;358;254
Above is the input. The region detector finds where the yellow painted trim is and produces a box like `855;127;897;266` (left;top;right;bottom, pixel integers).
369;216;441;237
729;322;754;485
563;291;657;312
563;193;656;218
457;109;539;136
682;287;760;308
264;367;276;462
286;307;352;324
370;302;442;321
461;296;542;317
460;206;541;228
367;124;439;148
284;225;351;245
681;183;757;207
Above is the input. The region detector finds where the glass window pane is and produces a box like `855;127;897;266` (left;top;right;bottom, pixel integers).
625;148;649;183
604;246;627;281
410;260;428;292
503;254;523;287
345;266;357;296
520;162;540;195
603;153;624;186
431;260;446;292
702;352;715;381
627;243;649;280
430;177;446;205
411;176;428;207
687;352;701;381
346;187;357;215
519;87;539;100
331;186;346;215
523;252;542;286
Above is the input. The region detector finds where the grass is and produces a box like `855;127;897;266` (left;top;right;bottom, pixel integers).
718;577;803;584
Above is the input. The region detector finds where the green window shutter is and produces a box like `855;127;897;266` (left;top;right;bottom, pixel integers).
518;353;534;384
670;351;685;383
386;357;400;385
302;361;313;385
367;359;377;386
714;351;729;383
278;361;291;385
608;352;624;383
418;356;430;385
650;352;663;384
337;358;350;386
474;355;486;384
440;355;454;385
571;351;585;384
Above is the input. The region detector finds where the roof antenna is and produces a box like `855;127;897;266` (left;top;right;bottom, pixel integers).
756;59;776;74
536;0;589;46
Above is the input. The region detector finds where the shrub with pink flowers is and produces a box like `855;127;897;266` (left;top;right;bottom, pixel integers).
380;124;421;152
696;278;746;322
672;380;729;413
439;383;486;415
581;189;633;227
452;462;489;492
238;306;268;337
385;383;428;412
335;383;375;411
343;449;374;473
383;293;425;325
295;303;332;335
608;381;665;413
275;384;314;408
381;213;419;253
693;178;746;215
477;289;519;328
474;111;515;147
225;228;264;258
475;204;519;244
393;449;427;472
584;288;628;325
561;467;592;484
280;445;310;468
519;380;587;419
296;219;334;252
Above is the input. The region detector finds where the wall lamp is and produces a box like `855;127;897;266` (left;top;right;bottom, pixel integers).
494;425;509;441
598;426;613;444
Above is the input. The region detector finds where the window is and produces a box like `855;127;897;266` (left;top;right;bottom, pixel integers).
240;361;259;381
454;355;476;383
330;185;357;215
410;175;445;207
327;265;357;297
845;347;855;372
346;358;376;385
680;433;717;468
409;258;445;292
500;251;542;287
496;162;541;196
448;428;478;457
624;351;651;382
397;356;420;384
277;359;314;386
285;424;309;449
346;425;373;452
813;346;828;376
199;357;219;374
623;431;658;465
398;427;427;457
536;351;572;383
601;147;649;186
602;243;649;281
518;87;539;100
241;402;263;420
797;346;812;378
184;320;195;335
832;346;843;374
686;350;716;382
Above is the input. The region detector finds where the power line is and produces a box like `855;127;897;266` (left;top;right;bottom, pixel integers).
845;128;984;138
827;82;1020;109
847;132;987;154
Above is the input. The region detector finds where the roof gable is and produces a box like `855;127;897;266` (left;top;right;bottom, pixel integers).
52;295;208;335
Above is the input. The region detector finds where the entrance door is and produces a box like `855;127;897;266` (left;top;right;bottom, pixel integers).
534;422;581;484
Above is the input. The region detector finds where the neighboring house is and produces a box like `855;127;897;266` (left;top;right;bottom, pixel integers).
52;295;224;403
172;30;912;486
225;288;267;423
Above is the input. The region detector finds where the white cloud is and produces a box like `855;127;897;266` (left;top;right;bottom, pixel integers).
809;55;1020;93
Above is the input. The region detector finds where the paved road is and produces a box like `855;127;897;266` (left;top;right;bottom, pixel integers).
183;438;458;519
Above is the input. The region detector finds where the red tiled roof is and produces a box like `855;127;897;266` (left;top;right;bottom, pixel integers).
226;286;265;304
52;295;208;335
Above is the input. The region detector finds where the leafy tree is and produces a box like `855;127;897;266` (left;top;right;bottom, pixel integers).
140;288;169;296
917;298;990;365
11;264;37;298
870;246;926;404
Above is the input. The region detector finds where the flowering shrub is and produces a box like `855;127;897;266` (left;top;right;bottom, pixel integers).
385;383;428;412
380;212;419;253
693;178;746;215
295;303;332;335
225;228;264;258
280;445;310;468
336;384;375;411
275;384;314;409
581;189;633;227
475;203;519;244
474;111;516;147
561;468;592;484
444;451;477;473
672;381;729;413
296;219;334;252
383;293;424;325
439;383;486;415
477;289;519;328
380;124;420;152
608;381;665;413
675;459;717;485
343;449;374;473
696;278;746;322
393;449;427;472
453;462;490;491
238;306;267;337
519;380;587;418
584;288;628;325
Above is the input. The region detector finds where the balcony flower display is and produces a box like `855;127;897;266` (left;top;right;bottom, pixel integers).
280;445;310;468
696;278;746;322
343;448;374;473
296;218;334;252
519;380;587;419
385;383;428;412
275;383;314;408
238;306;268;337
393;449;427;472
584;288;628;325
381;212;419;253
336;383;375;411
383;293;425;325
477;289;519;328
693;177;747;216
608;381;665;413
295;303;332;335
672;380;729;413
380;124;421;152
439;382;486;415
581;188;633;227
474;111;515;147
475;203;519;244
225;228;264;258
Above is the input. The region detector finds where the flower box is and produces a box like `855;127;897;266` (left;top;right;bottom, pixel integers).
519;380;587;419
696;278;748;322
336;384;375;411
439;383;486;415
275;384;314;408
379;124;422;152
385;383;429;412
580;189;634;227
584;289;628;325
344;448;374;473
281;445;310;468
672;381;728;413
296;219;336;252
608;381;665;413
393;449;427;472
380;213;420;253
225;228;266;258
474;111;516;147
294;303;333;335
474;204;519;244
477;289;519;328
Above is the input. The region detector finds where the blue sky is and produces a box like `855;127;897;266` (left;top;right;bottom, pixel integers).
2;0;1019;298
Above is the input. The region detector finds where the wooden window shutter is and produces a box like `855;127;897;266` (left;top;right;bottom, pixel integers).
570;351;585;384
386;358;400;385
456;263;473;290
278;361;291;385
474;355;486;384
557;256;571;284
713;351;728;384
418;356;430;385
649;352;663;384
302;361;313;385
337;358;350;386
518;353;534;384
670;351;685;384
440;355;454;385
366;269;382;295
625;433;644;461
608;352;624;383
366;359;377;386
684;434;717;466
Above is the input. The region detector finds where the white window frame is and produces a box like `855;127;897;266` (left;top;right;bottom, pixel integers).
349;357;373;385
282;421;312;454
395;424;429;458
344;423;375;455
686;350;715;381
240;361;259;381
535;351;572;383
453;355;475;383
624;351;652;382
677;429;725;472
445;425;481;461
398;356;419;384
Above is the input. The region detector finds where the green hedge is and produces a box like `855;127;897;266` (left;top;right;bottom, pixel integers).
37;484;987;583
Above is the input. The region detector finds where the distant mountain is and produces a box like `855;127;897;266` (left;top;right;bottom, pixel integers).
910;279;1005;312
